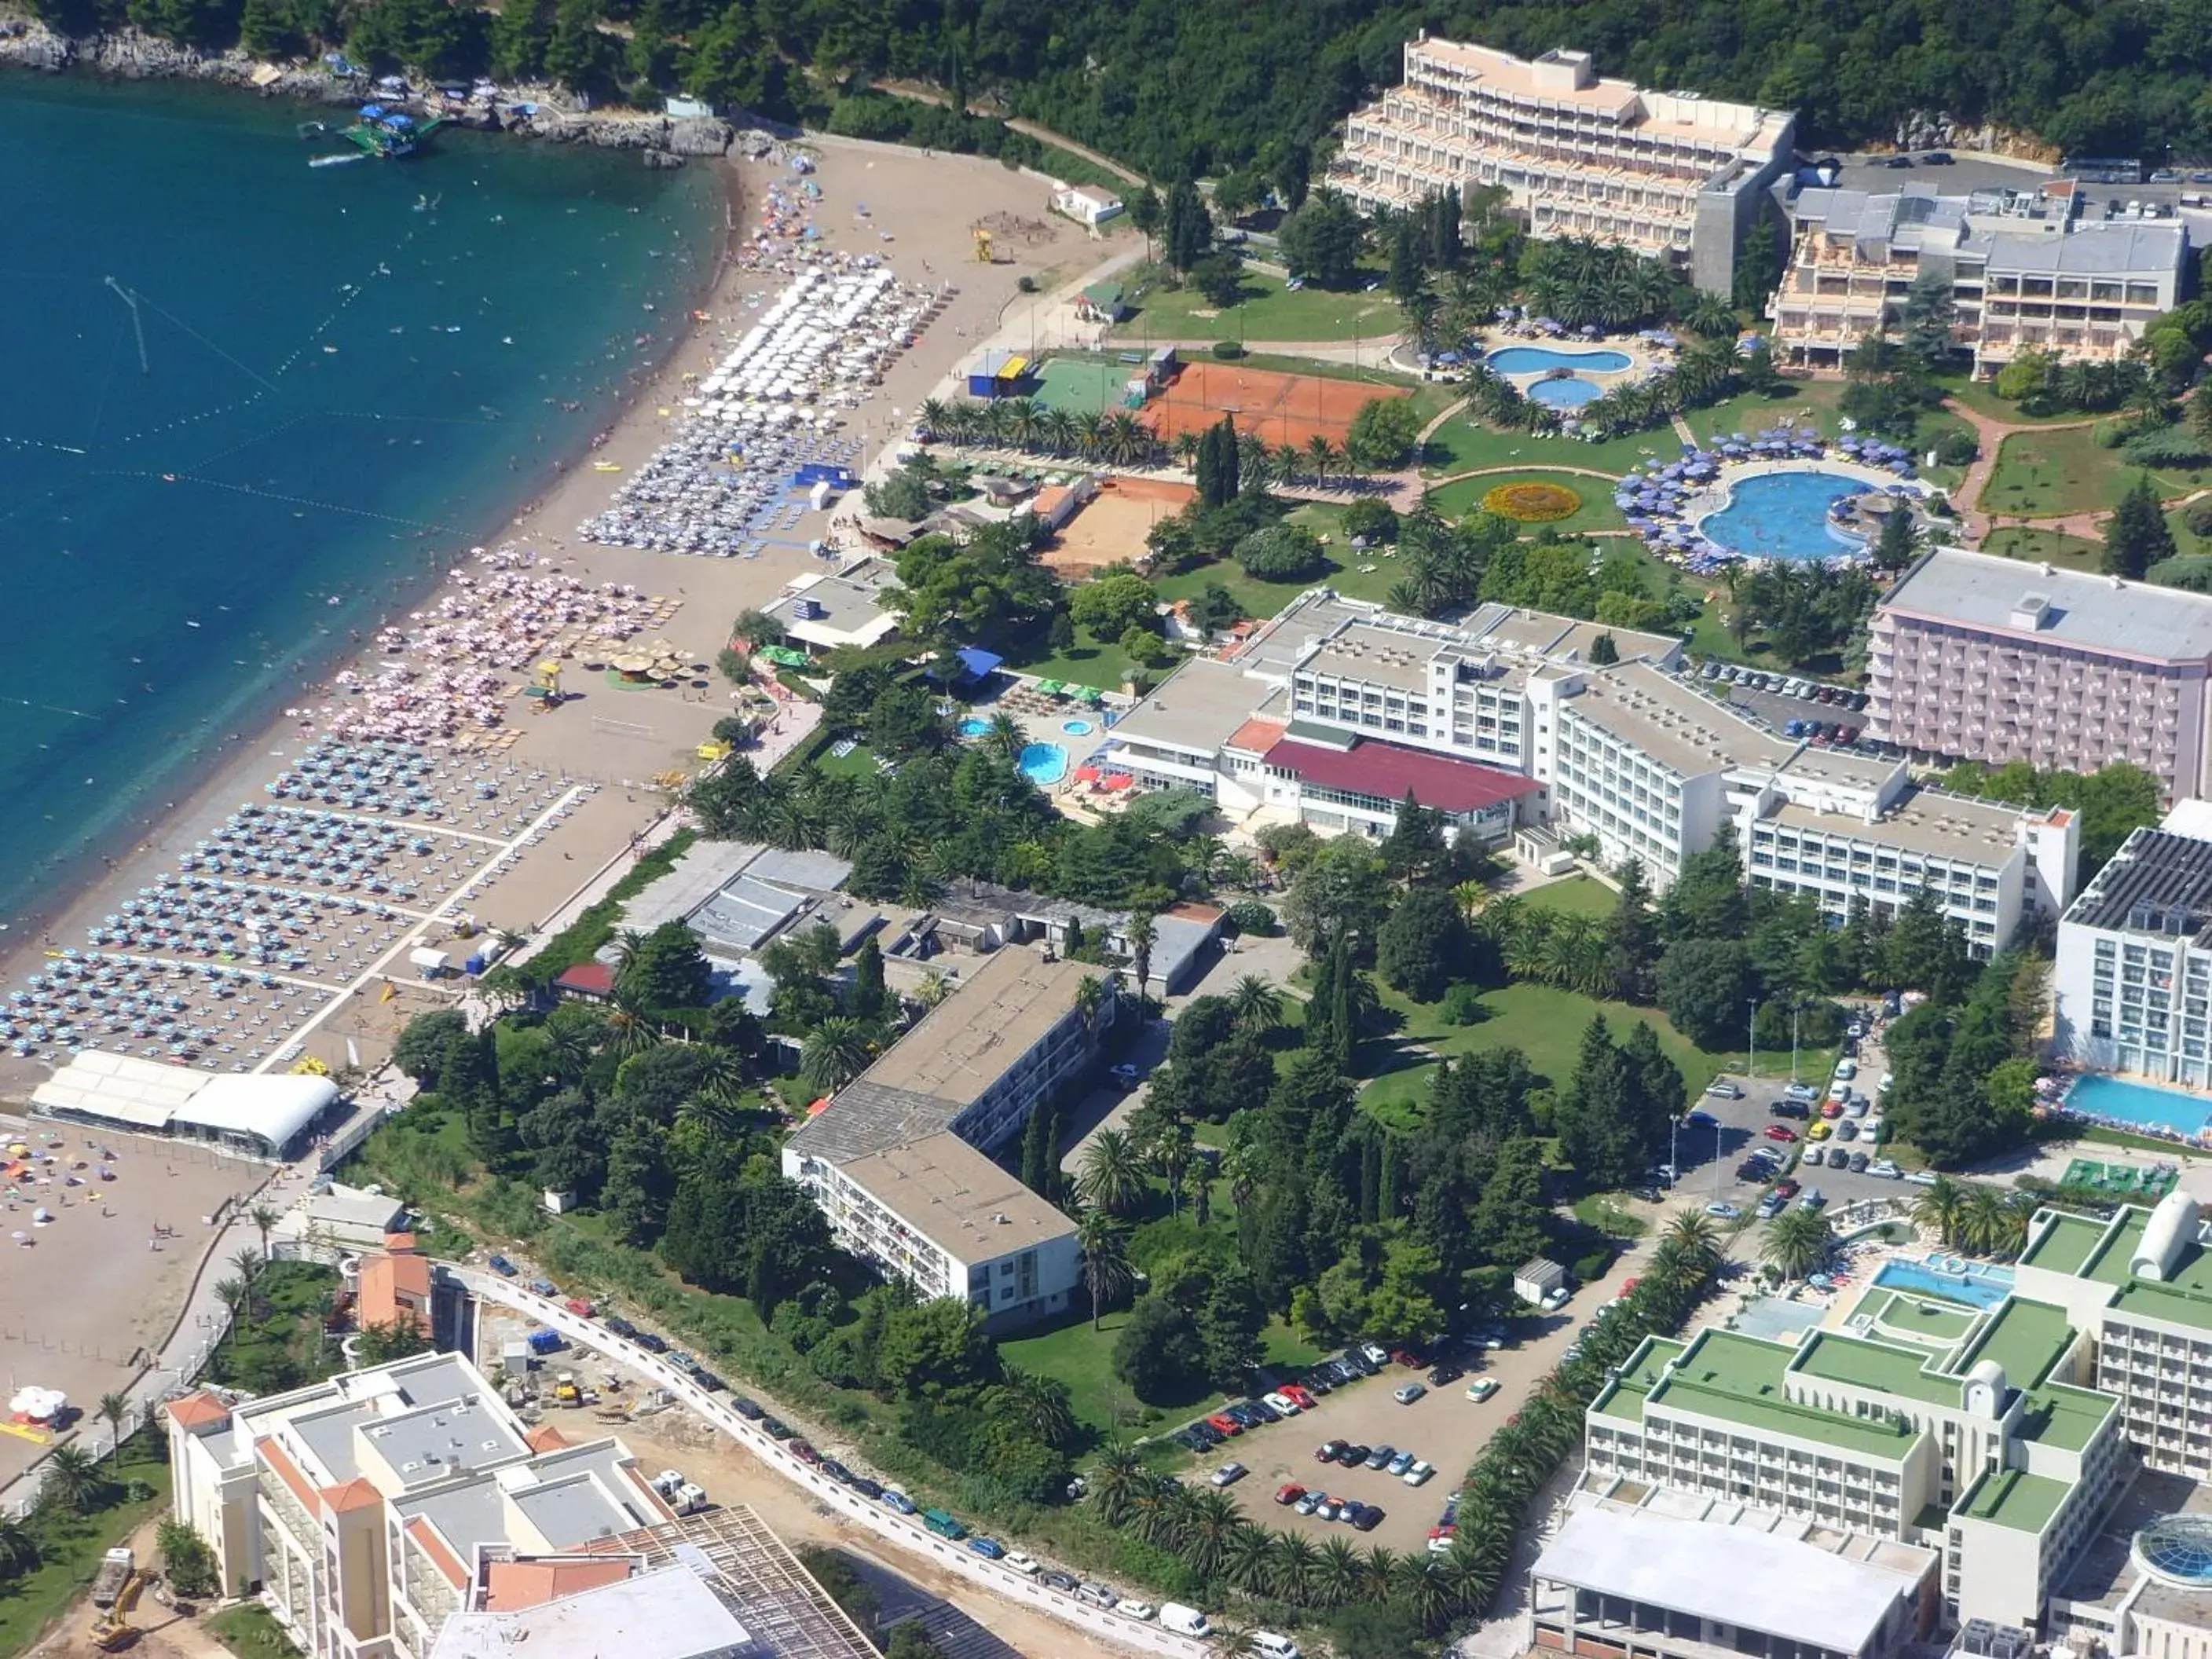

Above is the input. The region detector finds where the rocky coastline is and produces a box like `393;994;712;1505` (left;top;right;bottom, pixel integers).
0;18;764;162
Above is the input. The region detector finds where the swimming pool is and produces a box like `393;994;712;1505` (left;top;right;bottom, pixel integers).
2067;1074;2212;1137
1698;471;1867;562
1488;346;1633;375
957;717;992;738
1018;742;1068;786
1871;1258;2017;1309
1527;376;1603;408
1061;719;1095;736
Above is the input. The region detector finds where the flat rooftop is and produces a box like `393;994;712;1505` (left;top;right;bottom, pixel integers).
1109;657;1269;756
1957;1466;2071;1533
1765;790;2034;863
1646;1330;1921;1460
2021;1211;2108;1276
1591;1337;1684;1427
1566;661;1795;779
1955;1296;2074;1390
1857;1290;1977;1346
2064;828;2212;943
1789;1332;1959;1408
1299;620;1436;692
835;1128;1076;1264
1882;546;2212;664
833;947;1092;1109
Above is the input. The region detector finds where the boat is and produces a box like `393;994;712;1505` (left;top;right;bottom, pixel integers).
309;152;365;169
340;105;448;159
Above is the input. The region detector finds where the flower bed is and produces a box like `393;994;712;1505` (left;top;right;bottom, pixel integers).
1482;479;1582;522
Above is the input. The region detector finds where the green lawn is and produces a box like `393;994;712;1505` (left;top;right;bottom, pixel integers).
1001;1304;1321;1444
815;740;885;778
1423;471;1629;534
1421;415;1668;482
1520;875;1618;918
1150;502;1408;621
0;1434;172;1659
1982;429;2212;519
208;1603;306;1659
1111;268;1401;345
1679;381;1848;447
1981;526;2105;569
1356;979;1798;1129
1936;375;2090;428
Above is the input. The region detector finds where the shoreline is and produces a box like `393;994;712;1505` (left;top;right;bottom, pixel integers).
0;135;1083;1097
0;152;743;1013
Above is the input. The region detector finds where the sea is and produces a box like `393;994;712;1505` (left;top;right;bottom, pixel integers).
0;72;723;928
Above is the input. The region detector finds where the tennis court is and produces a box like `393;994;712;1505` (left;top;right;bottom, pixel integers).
1044;475;1197;576
1034;355;1148;417
1143;361;1402;449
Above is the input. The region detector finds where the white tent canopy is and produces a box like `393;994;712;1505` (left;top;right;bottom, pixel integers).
30;1051;335;1159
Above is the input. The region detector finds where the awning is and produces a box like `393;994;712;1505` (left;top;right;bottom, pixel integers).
955;646;1002;678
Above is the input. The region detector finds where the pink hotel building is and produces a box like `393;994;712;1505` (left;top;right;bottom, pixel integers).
1869;548;2212;800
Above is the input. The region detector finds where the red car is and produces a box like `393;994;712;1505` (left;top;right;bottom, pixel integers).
1207;1413;1243;1437
789;1439;821;1466
1275;1483;1306;1507
1280;1384;1317;1411
1763;1124;1799;1142
1390;1349;1422;1368
1773;1179;1800;1199
1315;1440;1347;1463
1822;1100;1846;1119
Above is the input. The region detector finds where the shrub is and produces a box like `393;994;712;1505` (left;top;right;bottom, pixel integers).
1481;479;1582;522
1342;498;1401;544
1571;1245;1615;1283
1224;900;1277;936
2123;425;2212;468
2187;499;2212;538
1931;430;1977;466
1440;983;1487;1025
1211;339;1245;361
2093;419;2129;449
1344;395;1421;470
1235;523;1328;580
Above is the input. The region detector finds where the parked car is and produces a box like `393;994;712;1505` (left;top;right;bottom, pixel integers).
1848;1151;1871;1173
1339;1443;1372;1467
1206;1413;1243;1437
731;1396;764;1420
1359;1343;1390;1367
1804;1145;1826;1166
1210;1463;1249;1487
1774;1178;1800;1199
1465;1378;1500;1402
1108;1063;1142;1087
1314;1497;1342;1522
881;1488;918;1515
1077;1582;1119;1608
1393;1383;1428;1405
1404;1459;1436;1485
1276;1483;1307;1506
1364;1445;1396;1470
1353;1505;1386;1532
487;1254;518;1276
1800;1188;1827;1210
788;1440;821;1467
1293;1492;1323;1516
1704;1079;1744;1099
1756;1195;1785;1220
849;1477;883;1500
969;1538;1006;1561
1262;1391;1300;1415
1386;1450;1417;1477
1006;1552;1042;1576
1706;1201;1741;1219
1870;1159;1902;1179
1426;1362;1463;1386
1763;1124;1799;1142
1316;1440;1347;1463
1042;1570;1079;1591
1280;1384;1317;1410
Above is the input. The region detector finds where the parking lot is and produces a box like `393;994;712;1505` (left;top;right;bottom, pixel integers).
1687;659;1871;747
1185;1279;1654;1553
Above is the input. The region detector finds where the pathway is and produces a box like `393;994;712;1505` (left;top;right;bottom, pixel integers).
865;81;1147;187
1942;400;2104;544
1670;412;1698;449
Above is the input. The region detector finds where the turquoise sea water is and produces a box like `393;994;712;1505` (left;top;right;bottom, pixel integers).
0;74;720;926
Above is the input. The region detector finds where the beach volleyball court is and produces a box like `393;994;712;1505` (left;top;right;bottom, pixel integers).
1142;362;1402;449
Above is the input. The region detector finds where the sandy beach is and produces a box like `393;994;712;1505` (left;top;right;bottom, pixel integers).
0;139;1089;1102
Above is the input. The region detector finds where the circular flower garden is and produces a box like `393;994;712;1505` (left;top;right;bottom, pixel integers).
1481;479;1581;522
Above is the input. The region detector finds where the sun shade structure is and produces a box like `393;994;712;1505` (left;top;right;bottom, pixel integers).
31;1050;337;1158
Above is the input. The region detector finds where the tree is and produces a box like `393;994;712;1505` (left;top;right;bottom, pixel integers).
1111;1293;1208;1401
1068;572;1161;640
1345;397;1421;471
1763;1207;1834;1280
1588;630;1620;666
1872;504;1921;573
394;1008;468;1087
1163;178;1211;274
2106;473;2177;579
1281;837;1393;959
1128;185;1164;258
613;921;713;1013
1234;524;1328;581
1656;938;1755;1050
877;1298;998;1398
1276;190;1365;287
1376;886;1469;1002
1078;1206;1134;1328
1019;1104;1060;1197
1190;252;1247;309
155;1520;217;1599
96;1391;130;1450
1078;1127;1149;1215
1554;1016;1643;1191
1896;269;1958;364
356;1318;434;1366
1602;859;1660;1004
38;1445;105;1516
800;1017;874;1095
851;936;888;1024
489;0;555;79
885;1622;947;1659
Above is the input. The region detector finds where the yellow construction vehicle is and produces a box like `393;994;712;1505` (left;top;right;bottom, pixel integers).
972;225;995;263
89;1551;144;1650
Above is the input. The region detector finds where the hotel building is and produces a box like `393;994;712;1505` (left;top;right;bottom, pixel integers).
1555;1196;2212;1659
2053;801;2212;1086
1869;548;2212;802
1332;36;1795;293
1771;183;2187;370
780;947;1110;1327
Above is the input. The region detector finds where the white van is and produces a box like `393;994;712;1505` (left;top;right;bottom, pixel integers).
1254;1635;1302;1659
1159;1604;1211;1638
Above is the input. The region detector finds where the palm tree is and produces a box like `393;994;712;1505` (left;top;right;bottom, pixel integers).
1229;975;1283;1032
1957;1184;2009;1256
1314;1537;1364;1607
1221;1522;1278;1592
1212;1625;1263;1658
0;1520;39;1580
1184;1492;1246;1578
1912;1174;1966;1247
1102;411;1149;467
913;969;952;1009
1125;912;1156;997
1147;1119;1196;1218
249;1203;279;1259
915;397;949;441
1171;430;1202;471
1078;1129;1150;1217
1398;1554;1455;1628
1679;288;1738;340
1994;1190;2040;1260
1218;1141;1262;1216
1041;407;1081;457
1503;910;1554;981
1271;1532;1321;1603
1361;1546;1401;1602
999;1364;1078;1448
983;711;1025;760
96;1391;130;1451
1089;1445;1148;1524
211;1276;247;1336
800;1017;873;1096
1662;1210;1723;1271
38;1445;105;1516
1002;397;1042;450
1076;1207;1134;1328
1763;1207;1834;1281
611;928;650;974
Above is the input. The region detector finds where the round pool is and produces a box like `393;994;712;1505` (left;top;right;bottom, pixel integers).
957;717;992;738
1488;345;1633;375
1061;719;1095;736
1018;742;1068;786
1527;376;1603;409
1697;471;1868;562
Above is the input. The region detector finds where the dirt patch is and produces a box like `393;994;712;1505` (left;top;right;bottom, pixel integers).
1042;477;1197;577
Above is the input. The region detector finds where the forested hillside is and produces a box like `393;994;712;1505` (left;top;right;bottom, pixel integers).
38;0;2212;176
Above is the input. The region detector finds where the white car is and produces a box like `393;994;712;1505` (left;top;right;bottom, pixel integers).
1905;1169;1940;1186
1263;1391;1301;1415
1868;1159;1902;1180
1833;1060;1857;1082
1404;1459;1436;1485
1005;1552;1042;1576
1361;1343;1390;1366
1117;1600;1157;1621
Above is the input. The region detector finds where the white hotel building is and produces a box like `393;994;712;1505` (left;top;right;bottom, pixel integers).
2055;800;2212;1087
1332;36;1796;293
1107;591;2078;950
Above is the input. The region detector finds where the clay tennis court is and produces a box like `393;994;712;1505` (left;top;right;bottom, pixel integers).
1044;475;1196;576
1143;362;1404;449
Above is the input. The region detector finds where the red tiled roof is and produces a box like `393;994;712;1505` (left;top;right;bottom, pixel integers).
524;1424;569;1453
1225;716;1287;753
1264;735;1540;813
406;1517;470;1588
482;1557;634;1611
167;1393;230;1431
320;1478;383;1515
552;961;615;997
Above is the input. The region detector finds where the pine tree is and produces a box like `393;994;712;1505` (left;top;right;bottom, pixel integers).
1020;1105;1052;1194
2105;473;2176;579
851;936;887;1023
1873;503;1921;573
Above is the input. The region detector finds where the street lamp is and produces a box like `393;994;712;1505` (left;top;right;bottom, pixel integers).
1747;997;1759;1081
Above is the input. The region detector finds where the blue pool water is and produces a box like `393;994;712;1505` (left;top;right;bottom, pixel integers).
957;717;992;738
1528;376;1603;408
1872;1258;2017;1309
1699;471;1867;562
1488;346;1633;374
1061;719;1095;735
2067;1074;2212;1137
1019;742;1068;785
